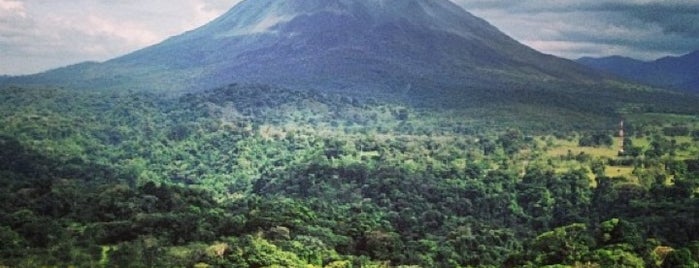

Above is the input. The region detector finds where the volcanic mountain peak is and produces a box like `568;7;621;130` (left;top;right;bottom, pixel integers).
4;0;601;96
198;0;499;40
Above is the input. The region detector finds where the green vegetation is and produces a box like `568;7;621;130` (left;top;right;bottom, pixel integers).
0;84;697;267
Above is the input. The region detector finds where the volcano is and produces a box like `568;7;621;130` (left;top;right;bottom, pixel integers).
4;0;604;96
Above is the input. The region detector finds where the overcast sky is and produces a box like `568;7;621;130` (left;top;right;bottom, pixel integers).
1;0;698;75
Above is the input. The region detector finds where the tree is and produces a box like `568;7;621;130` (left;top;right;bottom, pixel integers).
662;126;689;137
167;123;192;141
597;218;643;248
517;186;554;230
591;248;645;268
662;248;697;268
360;230;401;261
530;223;592;266
591;160;605;177
479;137;496;156
230;235;310;267
498;129;524;154
0;226;25;259
579;133;614;147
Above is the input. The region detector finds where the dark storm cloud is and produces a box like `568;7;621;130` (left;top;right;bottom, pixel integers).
573;1;699;40
618;4;699;37
456;0;699;60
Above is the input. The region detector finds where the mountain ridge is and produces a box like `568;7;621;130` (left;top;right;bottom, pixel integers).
577;50;699;93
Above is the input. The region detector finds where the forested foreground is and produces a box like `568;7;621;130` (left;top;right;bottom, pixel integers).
0;85;698;267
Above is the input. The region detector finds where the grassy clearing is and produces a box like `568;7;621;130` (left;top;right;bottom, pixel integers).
604;166;635;179
673;136;698;160
630;137;650;148
631;136;698;160
675;150;698;160
553;160;583;172
673;136;694;144
555;164;597;186
546;139;620;159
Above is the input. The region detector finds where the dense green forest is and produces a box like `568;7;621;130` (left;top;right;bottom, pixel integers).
0;84;698;267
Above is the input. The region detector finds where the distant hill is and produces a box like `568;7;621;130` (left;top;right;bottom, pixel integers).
680;77;699;90
577;51;699;93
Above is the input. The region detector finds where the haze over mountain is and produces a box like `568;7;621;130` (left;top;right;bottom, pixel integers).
578;51;699;93
2;0;601;95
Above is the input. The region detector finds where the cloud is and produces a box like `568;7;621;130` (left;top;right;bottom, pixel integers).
456;0;699;60
0;0;242;75
0;0;33;55
0;0;25;18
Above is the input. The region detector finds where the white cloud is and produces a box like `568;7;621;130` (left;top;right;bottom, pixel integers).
0;0;18;8
0;0;242;75
0;0;24;14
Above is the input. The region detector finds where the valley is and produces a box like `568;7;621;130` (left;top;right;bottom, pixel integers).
0;84;697;267
1;0;698;267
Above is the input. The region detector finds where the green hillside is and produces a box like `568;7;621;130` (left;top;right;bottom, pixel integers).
0;84;697;267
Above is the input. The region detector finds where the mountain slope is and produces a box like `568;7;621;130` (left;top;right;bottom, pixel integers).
577;51;699;93
4;0;699;122
4;0;601;95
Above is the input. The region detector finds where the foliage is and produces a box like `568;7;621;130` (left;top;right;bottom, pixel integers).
578;133;614;147
0;84;698;267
